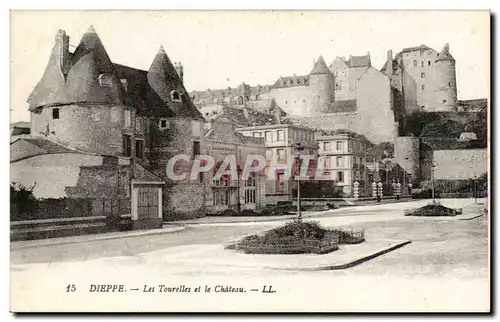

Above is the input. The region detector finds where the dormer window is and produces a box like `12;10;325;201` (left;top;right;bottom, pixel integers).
170;90;182;102
98;73;113;87
159;119;170;130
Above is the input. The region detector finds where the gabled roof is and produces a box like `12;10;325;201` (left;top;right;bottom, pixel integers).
401;44;432;53
148;46;203;119
348;54;371;68
310;56;332;75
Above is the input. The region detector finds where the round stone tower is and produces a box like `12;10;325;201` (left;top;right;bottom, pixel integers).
433;43;457;112
308;55;335;115
394;136;420;184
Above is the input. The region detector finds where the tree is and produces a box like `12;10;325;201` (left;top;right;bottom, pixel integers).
420;119;465;138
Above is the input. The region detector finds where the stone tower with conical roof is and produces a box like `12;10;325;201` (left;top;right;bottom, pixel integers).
308;56;335;114
433;43;457;112
148;46;202;119
27;26;131;155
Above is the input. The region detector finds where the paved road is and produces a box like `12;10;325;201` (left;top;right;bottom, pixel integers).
10;198;489;312
11;198;485;269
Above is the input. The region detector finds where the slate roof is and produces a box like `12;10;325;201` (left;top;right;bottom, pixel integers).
147;46;202;119
401;44;432;53
28;26;126;110
310;56;332;75
27;26;200;120
204;105;278;126
348;55;371;68
113;63;175;118
435;43;455;62
23;138;77;154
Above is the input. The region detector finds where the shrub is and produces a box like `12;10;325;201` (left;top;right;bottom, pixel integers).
229;220;365;254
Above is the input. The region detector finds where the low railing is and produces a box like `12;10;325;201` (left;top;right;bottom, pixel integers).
232;232;340;255
10;215;133;242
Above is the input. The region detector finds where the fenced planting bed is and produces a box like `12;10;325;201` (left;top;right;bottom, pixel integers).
226;220;365;255
404;203;463;217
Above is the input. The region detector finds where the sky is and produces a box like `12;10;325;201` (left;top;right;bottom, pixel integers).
10;10;490;122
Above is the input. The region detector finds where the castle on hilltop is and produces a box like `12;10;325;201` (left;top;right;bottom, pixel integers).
190;43;458;143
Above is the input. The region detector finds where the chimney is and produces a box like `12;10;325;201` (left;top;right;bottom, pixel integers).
174;62;184;83
55;30;71;77
386;50;393;75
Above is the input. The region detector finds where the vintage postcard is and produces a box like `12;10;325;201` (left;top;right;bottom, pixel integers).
10;10;490;312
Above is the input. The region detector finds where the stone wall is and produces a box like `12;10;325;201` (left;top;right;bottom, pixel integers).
30;104;135;156
270;86;311;116
421;149;488;181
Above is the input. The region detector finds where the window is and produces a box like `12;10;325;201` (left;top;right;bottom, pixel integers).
448;82;452;86
265;131;273;142
428;61;431;66
421;85;425;91
122;134;131;157
193;141;201;159
171;91;182;102
324;157;330;168
213;190;230;206
277;149;286;162
277;130;284;141
353;156;357;165
135;118;144;133
124;110;132;127
420;50;424;56
255;94;260;100
421;72;425;78
442;100;447;104
244;173;256;204
159;119;169;129
413;60;417;67
98;73;113;87
284;100;288;104
135;140;144;159
238;96;244;105
120;78;128;92
421;61;424;67
336;141;343;151
276;173;285;192
337;171;344;183
52;108;60;120
336;156;343;167
323;142;330;151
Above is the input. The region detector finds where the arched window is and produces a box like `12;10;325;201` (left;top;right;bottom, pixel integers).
171;90;182;102
238;96;244;105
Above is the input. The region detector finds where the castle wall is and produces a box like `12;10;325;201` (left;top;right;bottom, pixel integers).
394;136;420;183
309;73;335;115
433;59;458;112
356;67;397;143
397;48;457;112
30;104;134;156
421;149;488;181
330;61;353;100
269;85;311;116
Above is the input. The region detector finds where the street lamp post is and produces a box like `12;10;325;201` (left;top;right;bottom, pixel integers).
473;174;477;204
431;161;436;204
236;165;242;213
295;142;305;222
